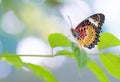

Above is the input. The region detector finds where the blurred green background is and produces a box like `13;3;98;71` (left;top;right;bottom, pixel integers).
0;0;120;82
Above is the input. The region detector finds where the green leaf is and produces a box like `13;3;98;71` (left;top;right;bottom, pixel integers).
48;33;71;48
1;52;23;69
87;61;109;82
98;32;120;50
24;63;57;82
100;53;120;79
71;42;88;71
55;50;74;58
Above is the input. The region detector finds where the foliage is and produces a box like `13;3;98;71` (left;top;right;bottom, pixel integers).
0;53;57;82
70;42;89;71
48;33;71;48
1;52;23;69
98;33;120;50
48;32;120;82
1;0;120;82
0;32;120;82
1;32;120;82
23;63;57;82
100;53;120;79
87;61;109;82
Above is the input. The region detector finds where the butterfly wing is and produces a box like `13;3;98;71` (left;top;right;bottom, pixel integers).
74;13;105;49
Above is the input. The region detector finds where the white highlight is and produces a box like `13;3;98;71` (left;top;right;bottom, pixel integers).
1;11;24;35
16;36;51;64
94;0;120;38
61;0;91;26
88;18;98;27
60;0;91;37
16;37;66;69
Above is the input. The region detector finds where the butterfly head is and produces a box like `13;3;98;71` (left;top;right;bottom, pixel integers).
71;28;79;39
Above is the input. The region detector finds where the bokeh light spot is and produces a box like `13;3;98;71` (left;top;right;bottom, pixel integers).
0;61;12;78
1;10;24;35
16;36;66;69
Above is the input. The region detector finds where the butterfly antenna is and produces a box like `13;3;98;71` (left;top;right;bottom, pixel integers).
67;16;73;29
67;16;73;38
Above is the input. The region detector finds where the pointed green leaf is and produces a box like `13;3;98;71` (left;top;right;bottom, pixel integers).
87;61;109;82
1;52;23;69
48;33;70;48
24;63;57;82
98;32;120;50
100;53;120;79
71;42;88;71
55;50;74;58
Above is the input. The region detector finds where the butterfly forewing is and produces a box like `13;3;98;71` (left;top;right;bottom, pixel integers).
71;13;105;50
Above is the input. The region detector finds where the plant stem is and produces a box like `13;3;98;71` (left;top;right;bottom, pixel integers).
0;52;100;58
17;54;55;57
2;55;57;57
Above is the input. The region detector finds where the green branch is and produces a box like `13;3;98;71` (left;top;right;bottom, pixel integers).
0;54;57;57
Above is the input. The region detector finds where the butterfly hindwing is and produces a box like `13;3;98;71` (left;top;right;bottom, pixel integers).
71;13;105;49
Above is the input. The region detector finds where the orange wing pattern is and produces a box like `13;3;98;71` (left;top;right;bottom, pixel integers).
71;13;105;50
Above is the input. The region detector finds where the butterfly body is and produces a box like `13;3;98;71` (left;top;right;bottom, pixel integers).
71;13;105;50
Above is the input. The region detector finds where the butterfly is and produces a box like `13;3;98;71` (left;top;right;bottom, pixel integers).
71;13;105;50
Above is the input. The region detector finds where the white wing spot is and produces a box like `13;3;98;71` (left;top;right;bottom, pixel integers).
88;18;98;27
